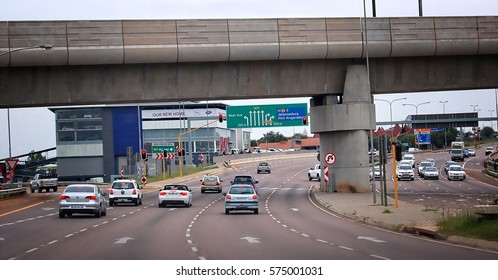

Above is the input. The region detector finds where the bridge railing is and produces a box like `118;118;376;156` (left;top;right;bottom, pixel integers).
2;16;497;67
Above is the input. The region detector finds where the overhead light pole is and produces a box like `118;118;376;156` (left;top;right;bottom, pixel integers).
489;110;495;130
439;101;448;148
1;44;53;159
402;101;430;115
375;97;407;138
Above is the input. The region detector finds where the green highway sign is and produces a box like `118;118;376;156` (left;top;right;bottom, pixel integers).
227;103;308;128
152;145;175;153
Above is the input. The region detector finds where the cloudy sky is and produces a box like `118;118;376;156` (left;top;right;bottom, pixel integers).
1;0;498;159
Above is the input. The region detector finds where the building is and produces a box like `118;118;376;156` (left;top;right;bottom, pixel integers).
51;103;251;182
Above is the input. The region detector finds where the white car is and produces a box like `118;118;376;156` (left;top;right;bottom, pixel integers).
158;184;192;207
418;161;434;175
447;165;466;181
109;179;143;206
421;166;439;180
402;154;416;167
397;164;414;181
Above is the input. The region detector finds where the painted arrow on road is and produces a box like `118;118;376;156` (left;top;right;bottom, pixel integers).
114;237;134;244
240;237;260;243
290;208;299;212
357;236;386;243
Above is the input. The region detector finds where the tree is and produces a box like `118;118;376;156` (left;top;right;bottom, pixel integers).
291;132;308;140
250;140;258;147
26;150;46;163
481;126;495;139
258;131;288;143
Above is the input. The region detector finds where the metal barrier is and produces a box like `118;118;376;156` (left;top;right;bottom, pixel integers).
0;185;27;198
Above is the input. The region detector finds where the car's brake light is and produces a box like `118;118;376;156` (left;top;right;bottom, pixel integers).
201;181;205;185
159;191;167;195
252;195;258;199
226;194;232;199
216;181;220;185
132;189;137;195
109;189;114;195
85;195;97;200
60;195;70;200
180;192;188;196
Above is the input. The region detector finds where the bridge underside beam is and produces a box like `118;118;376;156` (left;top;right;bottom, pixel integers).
0;55;497;108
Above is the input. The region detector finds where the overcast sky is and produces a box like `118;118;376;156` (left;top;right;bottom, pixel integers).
1;0;498;159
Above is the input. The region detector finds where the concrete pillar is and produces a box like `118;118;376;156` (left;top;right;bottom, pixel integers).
310;65;375;193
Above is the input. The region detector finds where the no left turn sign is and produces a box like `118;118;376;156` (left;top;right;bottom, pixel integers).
324;152;336;165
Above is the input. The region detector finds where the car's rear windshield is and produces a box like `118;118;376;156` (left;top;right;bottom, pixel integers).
203;176;218;182
229;186;255;195
259;163;268;166
163;185;188;191
65;186;95;193
112;182;135;189
233;176;253;183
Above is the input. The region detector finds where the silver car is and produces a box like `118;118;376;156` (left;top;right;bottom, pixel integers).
224;184;259;214
421;166;439;180
59;184;107;218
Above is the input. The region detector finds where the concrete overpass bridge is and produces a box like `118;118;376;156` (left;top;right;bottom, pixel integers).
1;16;498;192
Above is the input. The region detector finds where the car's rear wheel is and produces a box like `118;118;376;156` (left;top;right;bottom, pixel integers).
59;212;65;218
95;209;101;218
225;209;229;215
134;198;139;206
109;200;114;207
30;186;34;193
38;186;42;193
308;175;312;181
254;209;259;214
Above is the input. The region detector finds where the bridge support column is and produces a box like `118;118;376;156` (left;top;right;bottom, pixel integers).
310;65;375;193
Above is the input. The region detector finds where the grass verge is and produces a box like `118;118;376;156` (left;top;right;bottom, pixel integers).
434;208;498;242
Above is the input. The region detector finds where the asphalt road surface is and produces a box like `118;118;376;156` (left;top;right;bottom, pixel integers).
1;151;497;261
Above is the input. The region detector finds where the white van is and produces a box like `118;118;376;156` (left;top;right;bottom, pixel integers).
230;148;240;155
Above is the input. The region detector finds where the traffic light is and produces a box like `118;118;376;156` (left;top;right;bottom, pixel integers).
218;114;223;123
181;149;186;157
177;148;182;157
395;143;402;161
141;149;147;160
163;149;167;158
302;116;307;125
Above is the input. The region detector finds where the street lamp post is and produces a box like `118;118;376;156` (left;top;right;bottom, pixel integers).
0;44;53;57
1;44;53;160
439;101;448;148
402;101;430;115
375;97;407;138
489;110;495;129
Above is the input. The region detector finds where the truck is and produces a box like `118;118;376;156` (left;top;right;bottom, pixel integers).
450;141;465;161
30;173;58;193
307;164;321;181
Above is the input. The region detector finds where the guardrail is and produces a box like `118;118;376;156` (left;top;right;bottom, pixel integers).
0;184;27;199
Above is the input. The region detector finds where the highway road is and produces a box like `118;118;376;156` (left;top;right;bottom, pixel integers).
1;150;497;261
